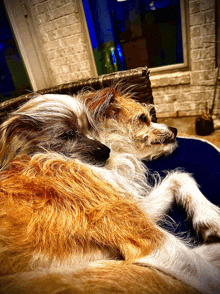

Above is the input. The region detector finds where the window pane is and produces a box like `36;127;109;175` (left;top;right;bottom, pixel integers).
141;0;183;67
83;0;184;73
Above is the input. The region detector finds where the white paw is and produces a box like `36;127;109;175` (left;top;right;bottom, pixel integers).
193;204;220;243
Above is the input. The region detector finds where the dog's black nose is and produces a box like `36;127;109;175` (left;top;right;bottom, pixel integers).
168;127;178;138
92;142;111;162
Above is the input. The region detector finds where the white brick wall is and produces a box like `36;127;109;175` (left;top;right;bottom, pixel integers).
30;0;95;86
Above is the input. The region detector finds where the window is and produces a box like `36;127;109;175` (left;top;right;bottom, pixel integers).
82;0;189;75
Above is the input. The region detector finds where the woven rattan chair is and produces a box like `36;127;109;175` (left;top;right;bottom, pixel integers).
0;67;156;124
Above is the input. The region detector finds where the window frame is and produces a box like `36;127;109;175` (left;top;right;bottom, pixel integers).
3;0;53;91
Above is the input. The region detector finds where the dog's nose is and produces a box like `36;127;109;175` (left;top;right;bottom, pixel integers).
168;127;178;138
92;142;111;162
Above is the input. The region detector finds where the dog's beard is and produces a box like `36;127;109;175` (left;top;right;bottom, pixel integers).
141;141;178;161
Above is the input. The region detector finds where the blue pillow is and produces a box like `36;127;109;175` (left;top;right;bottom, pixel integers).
144;137;220;244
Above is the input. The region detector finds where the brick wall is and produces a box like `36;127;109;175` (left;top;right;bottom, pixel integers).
150;0;219;118
30;0;95;86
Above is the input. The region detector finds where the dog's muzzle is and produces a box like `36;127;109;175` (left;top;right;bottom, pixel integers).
169;127;178;139
151;126;178;145
163;127;177;144
73;136;111;166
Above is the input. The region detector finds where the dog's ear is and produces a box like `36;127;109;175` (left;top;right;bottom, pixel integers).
4;114;43;139
84;88;120;119
0;115;43;170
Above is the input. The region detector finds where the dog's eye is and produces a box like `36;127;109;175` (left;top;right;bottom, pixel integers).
60;130;78;140
138;114;148;123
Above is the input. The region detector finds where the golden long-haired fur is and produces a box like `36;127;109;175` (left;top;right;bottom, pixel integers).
0;88;220;294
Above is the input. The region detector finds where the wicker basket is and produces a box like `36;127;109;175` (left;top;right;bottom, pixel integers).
0;67;155;123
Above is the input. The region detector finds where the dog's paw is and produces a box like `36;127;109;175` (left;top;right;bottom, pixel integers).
193;204;220;243
197;224;220;244
205;234;220;244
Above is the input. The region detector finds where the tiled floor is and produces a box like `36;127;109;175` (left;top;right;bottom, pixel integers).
158;116;220;149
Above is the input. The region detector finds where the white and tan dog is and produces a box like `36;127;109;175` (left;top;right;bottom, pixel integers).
0;88;220;294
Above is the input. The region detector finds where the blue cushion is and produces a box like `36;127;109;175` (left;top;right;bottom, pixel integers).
144;137;220;244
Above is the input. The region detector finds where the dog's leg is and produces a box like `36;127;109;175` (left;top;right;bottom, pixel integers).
141;171;220;243
193;243;220;271
138;228;220;294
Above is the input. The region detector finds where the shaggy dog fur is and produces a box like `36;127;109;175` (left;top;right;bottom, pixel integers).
0;89;220;294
